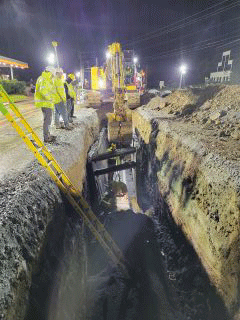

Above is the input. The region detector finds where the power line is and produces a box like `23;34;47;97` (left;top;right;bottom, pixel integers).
144;35;240;61
124;0;238;46
137;15;240;54
125;0;233;44
143;35;240;62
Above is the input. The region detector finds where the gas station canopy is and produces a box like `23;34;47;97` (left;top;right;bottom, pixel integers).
0;55;28;69
0;55;28;80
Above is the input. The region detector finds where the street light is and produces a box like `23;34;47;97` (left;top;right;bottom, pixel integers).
133;57;138;86
76;71;81;78
47;53;55;65
179;64;187;89
106;51;111;59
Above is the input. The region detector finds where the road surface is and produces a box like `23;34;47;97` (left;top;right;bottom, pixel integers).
0;97;43;179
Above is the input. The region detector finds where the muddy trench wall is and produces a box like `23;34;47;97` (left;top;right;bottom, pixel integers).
0;109;99;319
133;109;240;318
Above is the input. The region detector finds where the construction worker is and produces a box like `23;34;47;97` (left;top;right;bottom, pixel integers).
64;73;76;123
34;66;57;143
54;68;73;130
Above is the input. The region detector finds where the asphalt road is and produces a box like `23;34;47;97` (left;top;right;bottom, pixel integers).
0;97;42;179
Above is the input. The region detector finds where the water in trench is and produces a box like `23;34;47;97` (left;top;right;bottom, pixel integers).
25;130;229;320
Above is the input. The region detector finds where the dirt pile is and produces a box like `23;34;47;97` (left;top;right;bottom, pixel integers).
208;85;240;111
165;89;197;114
139;84;240;160
140;91;157;106
143;85;227;115
143;89;197;114
193;85;240;141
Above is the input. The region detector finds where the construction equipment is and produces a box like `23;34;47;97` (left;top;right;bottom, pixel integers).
106;42;125;115
90;67;106;91
123;50;141;109
105;42;133;144
86;67;105;107
0;84;129;277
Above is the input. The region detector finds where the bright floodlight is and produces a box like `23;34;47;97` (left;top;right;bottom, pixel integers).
180;65;187;74
133;57;138;64
106;51;111;59
76;72;81;78
47;53;55;65
99;79;104;88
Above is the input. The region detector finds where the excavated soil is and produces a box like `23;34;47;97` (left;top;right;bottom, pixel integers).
141;85;240;160
0;108;99;319
132;84;240;318
0;164;64;320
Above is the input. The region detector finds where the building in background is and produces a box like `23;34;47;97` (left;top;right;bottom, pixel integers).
206;48;240;84
208;50;233;83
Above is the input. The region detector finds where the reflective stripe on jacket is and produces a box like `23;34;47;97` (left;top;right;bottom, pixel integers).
54;77;67;104
34;71;56;109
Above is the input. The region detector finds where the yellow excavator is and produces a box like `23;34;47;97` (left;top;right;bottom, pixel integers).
106;42;138;145
88;42;141;144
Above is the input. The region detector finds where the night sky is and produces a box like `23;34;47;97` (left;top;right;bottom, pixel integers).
0;0;239;86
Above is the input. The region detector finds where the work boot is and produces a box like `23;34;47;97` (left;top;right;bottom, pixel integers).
56;125;61;129
72;115;77;118
44;136;56;143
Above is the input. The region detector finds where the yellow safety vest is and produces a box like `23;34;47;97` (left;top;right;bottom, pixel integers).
54;77;66;104
66;82;76;101
34;71;56;109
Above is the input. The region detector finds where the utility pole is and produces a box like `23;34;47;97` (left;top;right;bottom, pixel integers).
179;65;187;89
179;72;183;89
52;41;59;68
79;52;84;89
146;64;148;88
10;66;14;80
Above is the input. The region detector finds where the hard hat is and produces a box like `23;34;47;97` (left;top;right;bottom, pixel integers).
68;73;75;81
45;66;56;75
55;67;63;73
111;143;116;150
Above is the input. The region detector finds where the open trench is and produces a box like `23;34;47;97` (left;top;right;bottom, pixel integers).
22;118;230;320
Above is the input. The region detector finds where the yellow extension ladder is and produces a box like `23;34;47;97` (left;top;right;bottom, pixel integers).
0;84;128;277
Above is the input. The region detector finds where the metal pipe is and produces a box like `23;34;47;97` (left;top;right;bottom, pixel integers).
94;161;136;176
90;147;136;162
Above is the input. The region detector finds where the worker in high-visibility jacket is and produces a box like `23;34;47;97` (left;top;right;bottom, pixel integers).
64;73;77;123
34;66;57;143
54;68;73;130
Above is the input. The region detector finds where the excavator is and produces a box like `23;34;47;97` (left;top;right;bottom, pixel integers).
88;42;143;144
105;42;140;145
